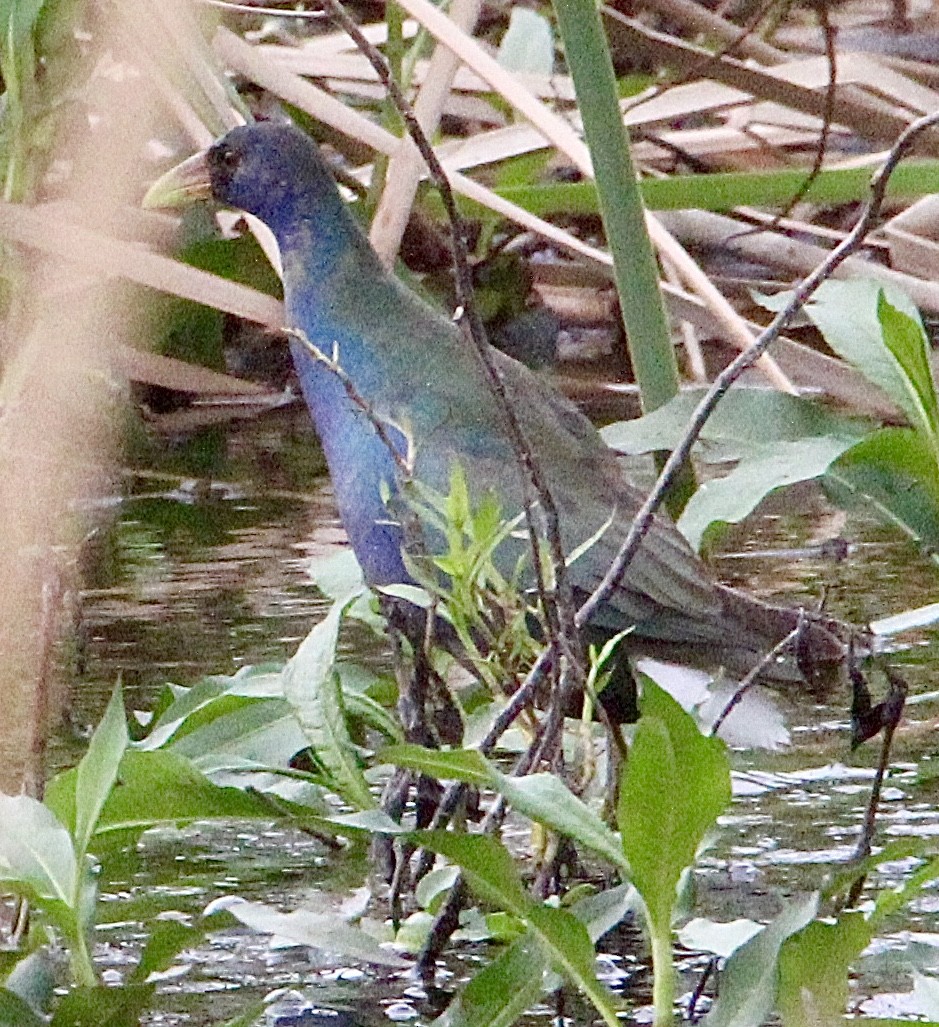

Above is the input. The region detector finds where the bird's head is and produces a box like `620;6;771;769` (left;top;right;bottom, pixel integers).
144;122;349;241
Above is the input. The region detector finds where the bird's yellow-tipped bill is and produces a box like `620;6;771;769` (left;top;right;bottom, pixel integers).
142;150;213;209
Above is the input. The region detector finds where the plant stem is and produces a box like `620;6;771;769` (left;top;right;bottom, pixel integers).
651;927;676;1026
551;0;695;512
69;926;98;989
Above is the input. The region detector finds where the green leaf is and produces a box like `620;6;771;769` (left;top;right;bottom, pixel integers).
282;600;376;810
376;583;434;608
0;794;76;906
777;912;871;1027
47;750;310;845
800;280;930;430
73;684;129;858
877;292;939;446
677;436;856;551
166;700;308;774
526;906;621;1027
380;744;493;785
493;774;629;874
383;748;628;872
217;899;409;968
413;832;621;1027
677;917;762;958
618;681;731;933
49;984;155;1027
704;892;818;1027
437;931;548;1027
602;388;867;457
0;987;45;1027
414;831;531;915
129;919;205;984
827;428;939;551
569;883;640;943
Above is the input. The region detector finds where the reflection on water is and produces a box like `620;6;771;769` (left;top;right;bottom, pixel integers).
70;410;347;727
49;407;939;1024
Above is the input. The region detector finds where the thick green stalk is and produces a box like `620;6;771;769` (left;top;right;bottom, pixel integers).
550;0;680;415
551;0;695;510
651;929;676;1027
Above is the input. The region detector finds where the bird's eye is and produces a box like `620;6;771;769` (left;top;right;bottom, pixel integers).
216;147;241;173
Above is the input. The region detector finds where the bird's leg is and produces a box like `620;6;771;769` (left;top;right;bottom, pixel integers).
846;664;907;908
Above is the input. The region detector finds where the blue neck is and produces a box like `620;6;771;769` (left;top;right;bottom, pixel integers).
274;205;411;587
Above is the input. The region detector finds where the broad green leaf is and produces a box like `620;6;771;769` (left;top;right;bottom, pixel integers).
526;906;621;1027
678;436;856;551
602;388;867;457
877;293;939;446
166;700;308;772
0;794;75;906
381;744;493;785
437;932;548;1027
413;832;620;1027
618;681;731;933
569;883;640;943
217;899;409;968
704;892;818;1027
376;583;434;608
777;912;871;1027
678;917;762;958
73;684;129;858
344;689;403;743
129;919;205;984
0;987;45;1027
414;831;530;915
494;774;629;874
307;549;382;630
283;600;376;809
138;674;261;749
46;750;310;845
415;864;461;911
383;749;628;871
826;428;939;552
49;983;155;1027
799;280;928;430
327;808;408;834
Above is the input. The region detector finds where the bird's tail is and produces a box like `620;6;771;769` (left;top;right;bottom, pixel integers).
624;585;864;694
710;585;861;691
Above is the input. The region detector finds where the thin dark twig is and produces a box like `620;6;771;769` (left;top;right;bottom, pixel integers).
412;647;556;880
687;956;719;1023
846;668;908;907
288;329;414;478
727;0;837;242
314;0;582;686
578;106;939;632
711;618;803;737
418;690;568;973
